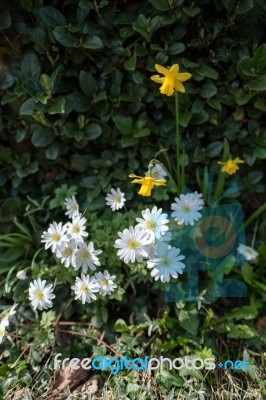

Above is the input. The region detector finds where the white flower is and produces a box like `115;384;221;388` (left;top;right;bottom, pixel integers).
7;304;17;319
0;319;7;344
16;269;27;280
171;192;204;226
105;188;126;211
151;164;167;180
136;206;169;241
94;270;117;296
237;244;258;262
71;274;99;304
114;226;151;264
75;241;102;272
147;242;185;282
67;215;88;242
64;195;80;218
56;240;77;268
28;278;55;311
41;222;69;253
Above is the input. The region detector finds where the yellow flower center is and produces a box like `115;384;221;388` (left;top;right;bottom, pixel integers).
80;284;89;293
161;257;170;267
52;233;61;242
115;196;121;203
72;225;80;234
101;278;109;286
224;160;237;174
80;250;90;260
146;220;156;229
0;328;4;337
34;290;44;301
127;240;139;249
183;205;191;213
63;248;73;257
160;75;175;96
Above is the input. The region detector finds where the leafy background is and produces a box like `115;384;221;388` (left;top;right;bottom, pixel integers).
0;0;266;398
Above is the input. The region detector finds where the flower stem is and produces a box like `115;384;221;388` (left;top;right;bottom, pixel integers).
244;202;266;228
175;91;180;192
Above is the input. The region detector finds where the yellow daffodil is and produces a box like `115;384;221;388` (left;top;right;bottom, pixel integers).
217;157;245;175
151;64;192;96
129;174;166;197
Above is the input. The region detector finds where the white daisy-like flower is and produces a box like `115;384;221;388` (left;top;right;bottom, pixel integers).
0;319;7;344
114;226;151;264
41;222;69;253
28;278;55;311
64;195;80;218
94;270;117;296
171;192;204;226
237;244;258;262
147;241;185;282
16;269;27;280
136;206;169;241
67;215;88;242
74;241;102;272
151;164;167;180
71;274;99;304
56;240;77;268
105;188;126;211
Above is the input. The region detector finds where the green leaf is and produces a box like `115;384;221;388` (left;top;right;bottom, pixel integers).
248;74;266;91
21;51;41;79
19;98;36;115
133;128;150;137
114;319;129;332
39;6;66;28
133;15;150;41
235;89;253;105
168;42;186;55
79;71;97;95
227;324;257;339
121;136;138;147
183;6;201;17
148;0;170;11
195;65;218;80
0;11;11;30
236;0;253;14
254;99;266;111
48;98;65;114
200;83;217;98
253;146;266;159
253;44;266;73
31;126;54;147
84;123;102;140
45;144;59;160
82;35;103;49
124;52;136;71
206;141;224;157
0;71;14;89
53;27;80;47
113;115;133;135
178;308;198;335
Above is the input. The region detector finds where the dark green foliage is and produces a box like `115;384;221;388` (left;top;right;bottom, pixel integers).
0;0;265;214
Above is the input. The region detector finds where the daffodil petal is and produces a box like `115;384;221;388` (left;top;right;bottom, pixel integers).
233;157;245;164
129;174;143;179
151;75;165;83
131;179;144;184
169;64;179;74
174;80;185;93
155;64;169;76
154;179;166;186
177;72;192;82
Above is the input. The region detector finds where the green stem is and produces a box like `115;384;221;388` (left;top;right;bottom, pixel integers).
175;91;180;193
244;202;266;228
